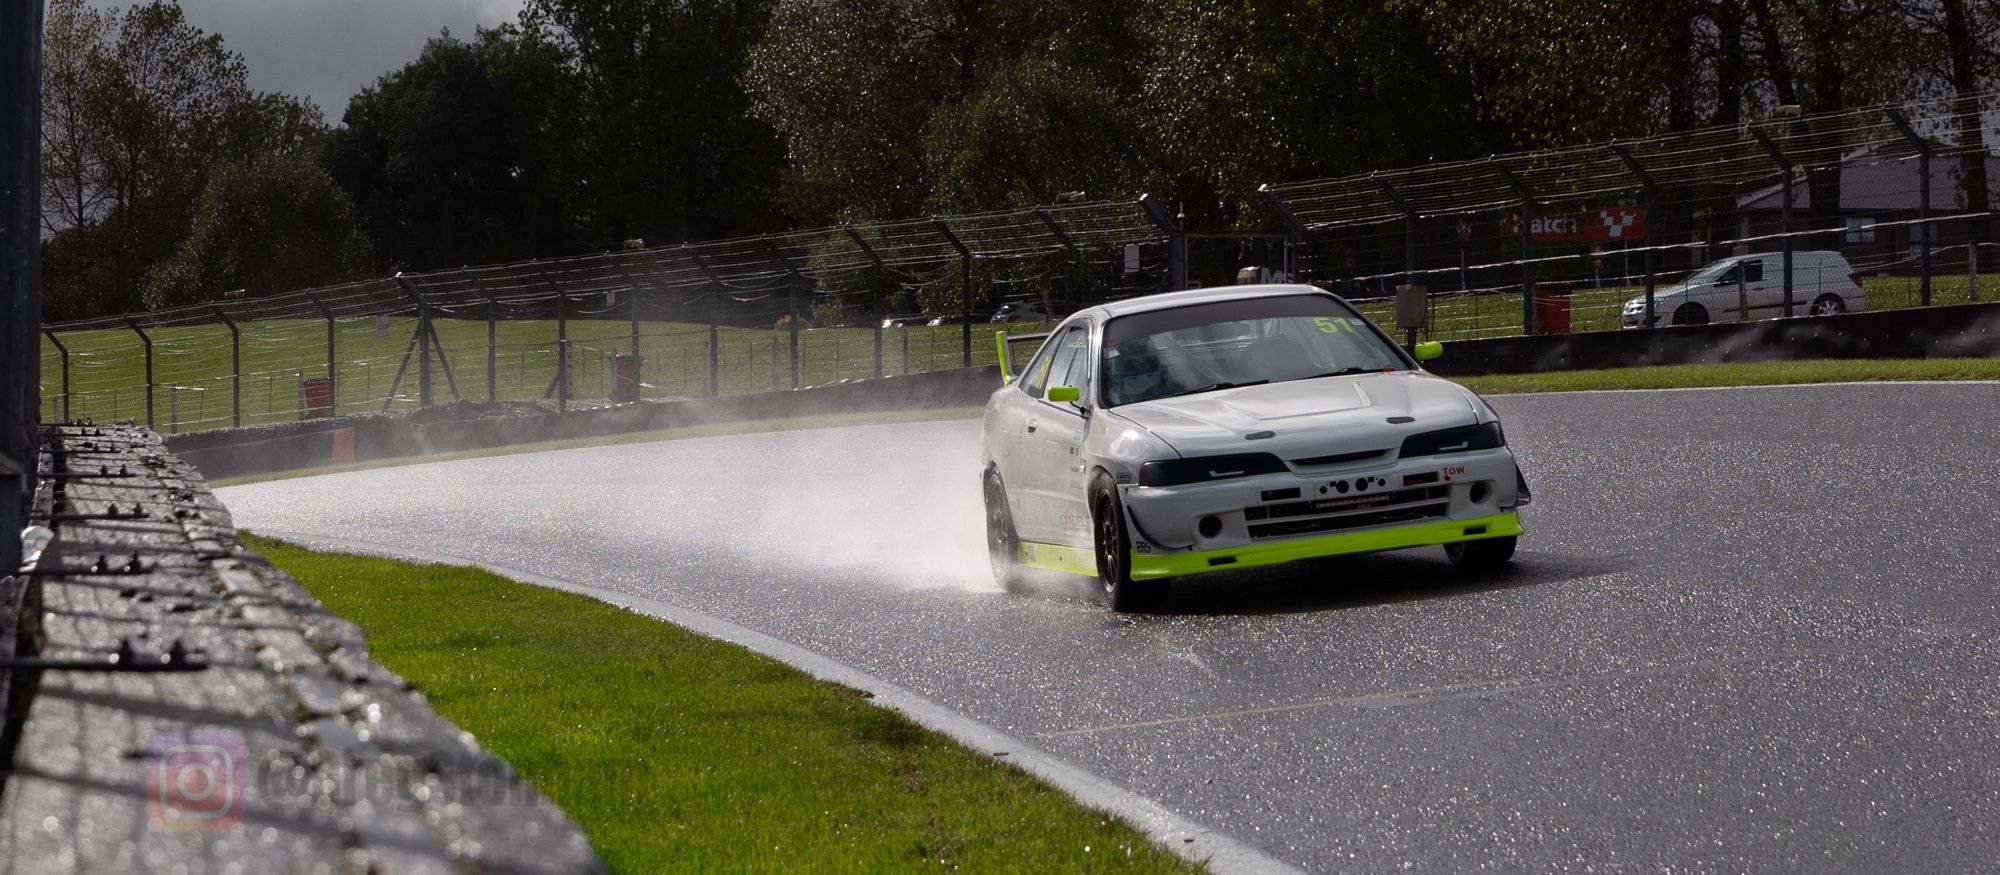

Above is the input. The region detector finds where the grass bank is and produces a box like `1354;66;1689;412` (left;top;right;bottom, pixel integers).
244;533;1205;874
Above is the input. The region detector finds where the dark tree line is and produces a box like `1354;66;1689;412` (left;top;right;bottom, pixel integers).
40;0;2000;320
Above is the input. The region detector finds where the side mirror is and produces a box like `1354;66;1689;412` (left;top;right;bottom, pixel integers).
1413;341;1443;362
1045;385;1080;404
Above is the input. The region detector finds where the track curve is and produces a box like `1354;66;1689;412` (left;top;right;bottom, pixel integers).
219;383;2000;874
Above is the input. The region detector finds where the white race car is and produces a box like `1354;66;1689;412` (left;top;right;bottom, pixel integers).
981;284;1530;611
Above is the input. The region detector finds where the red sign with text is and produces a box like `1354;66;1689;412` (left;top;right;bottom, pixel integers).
1497;206;1646;242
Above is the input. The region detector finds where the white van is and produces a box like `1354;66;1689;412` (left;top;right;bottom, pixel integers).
1621;250;1866;328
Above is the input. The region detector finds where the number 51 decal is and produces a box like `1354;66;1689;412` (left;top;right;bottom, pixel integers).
1314;317;1356;334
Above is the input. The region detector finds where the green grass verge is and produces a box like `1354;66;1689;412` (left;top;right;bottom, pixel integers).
1451;356;2000;395
210;405;986;488
243;533;1205;874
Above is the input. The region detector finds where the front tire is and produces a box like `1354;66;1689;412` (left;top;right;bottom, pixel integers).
1090;478;1166;612
1445;535;1517;569
1810;294;1845;316
984;470;1027;591
1671;302;1709;326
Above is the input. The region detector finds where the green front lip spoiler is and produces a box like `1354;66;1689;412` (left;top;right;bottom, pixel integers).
1127;512;1524;581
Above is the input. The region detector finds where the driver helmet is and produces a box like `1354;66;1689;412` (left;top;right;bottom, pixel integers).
1110;337;1166;400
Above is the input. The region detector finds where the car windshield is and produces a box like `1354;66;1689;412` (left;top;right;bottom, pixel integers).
1685;259;1738;284
1099;294;1406;407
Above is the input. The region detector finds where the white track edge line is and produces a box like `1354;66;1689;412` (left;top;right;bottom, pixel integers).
250;529;1309;875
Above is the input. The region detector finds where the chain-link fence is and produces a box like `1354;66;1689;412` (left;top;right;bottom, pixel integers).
36;92;2000;436
37;201;1174;433
1260;91;1999;342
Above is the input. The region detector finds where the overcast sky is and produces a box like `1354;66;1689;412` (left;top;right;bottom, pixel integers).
168;0;528;122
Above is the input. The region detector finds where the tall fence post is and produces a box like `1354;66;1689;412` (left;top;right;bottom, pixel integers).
304;291;336;411
934;221;973;367
1380;177;1421;345
1139;194;1187;291
1749;127;1797;317
391;277;433;408
1885;108;1932;307
1034;209;1076;315
762;239;803;388
123;317;154;426
1258;185;1307;283
1610;144;1661;326
1495;165;1537;335
691;252;723;397
843;227;886;377
464;269;499;403
555;291;568;408
208;305;240;427
41;330;68;421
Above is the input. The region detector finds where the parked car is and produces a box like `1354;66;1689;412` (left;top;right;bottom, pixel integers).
982;284;1530;612
1622;250;1865;328
881;315;929;328
989;302;1054;324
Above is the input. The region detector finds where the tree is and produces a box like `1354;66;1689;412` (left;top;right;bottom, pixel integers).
1137;0;1503;228
40;0;115;235
921;60;1138;213
142;153;373;308
524;0;784;245
324;26;584;271
1906;0;1997;273
85;1;257;301
747;0;1140;225
1413;0;1745;144
37;0;329;318
746;0;937;223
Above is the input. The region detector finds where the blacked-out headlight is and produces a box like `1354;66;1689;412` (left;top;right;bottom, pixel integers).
1399;421;1505;458
1138;453;1287;487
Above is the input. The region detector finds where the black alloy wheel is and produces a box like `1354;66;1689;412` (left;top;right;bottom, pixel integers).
984;470;1025;591
1091;478;1165;612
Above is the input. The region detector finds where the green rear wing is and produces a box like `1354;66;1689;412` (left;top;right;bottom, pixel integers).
994;330;1052;385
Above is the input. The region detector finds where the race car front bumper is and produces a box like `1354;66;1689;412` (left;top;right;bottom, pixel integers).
1119;446;1526;581
1127;512;1522;580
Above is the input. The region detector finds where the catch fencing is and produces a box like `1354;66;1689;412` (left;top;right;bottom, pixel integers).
1260;91;2000;342
36;92;2000;435
37;201;1175;432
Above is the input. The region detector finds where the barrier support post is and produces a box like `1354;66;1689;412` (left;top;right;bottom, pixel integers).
1750;127;1797;317
934;221;973;367
1885;108;1933;307
1258;184;1307;283
42;330;69;421
208;305;240;426
1495;165;1538;335
844;227;886;377
123;317;153;426
1034;209;1076;315
1609;144;1661;326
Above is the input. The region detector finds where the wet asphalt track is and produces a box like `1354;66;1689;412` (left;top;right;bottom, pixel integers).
218;383;2000;874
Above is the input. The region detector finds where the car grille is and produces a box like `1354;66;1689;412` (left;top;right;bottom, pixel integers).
1242;485;1450;539
1290;448;1391;467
